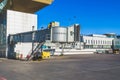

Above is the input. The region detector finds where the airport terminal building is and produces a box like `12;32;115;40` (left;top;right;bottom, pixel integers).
0;0;120;59
81;34;114;49
0;0;53;57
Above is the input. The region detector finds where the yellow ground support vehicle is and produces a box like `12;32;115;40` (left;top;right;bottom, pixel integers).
41;51;50;59
32;51;50;60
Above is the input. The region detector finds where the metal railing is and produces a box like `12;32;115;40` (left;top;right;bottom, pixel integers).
26;42;45;60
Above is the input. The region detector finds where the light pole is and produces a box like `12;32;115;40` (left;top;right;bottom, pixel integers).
61;43;64;56
32;26;35;55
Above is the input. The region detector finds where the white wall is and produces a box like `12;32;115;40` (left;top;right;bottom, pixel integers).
67;26;74;42
6;10;37;59
54;49;95;55
7;10;37;35
15;43;32;58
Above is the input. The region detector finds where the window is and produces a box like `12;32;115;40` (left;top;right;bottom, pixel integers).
101;40;102;44
103;41;104;44
105;41;107;44
85;40;87;43
98;40;100;44
91;40;93;44
70;31;73;36
88;40;90;44
107;41;109;44
93;40;95;45
96;40;97;45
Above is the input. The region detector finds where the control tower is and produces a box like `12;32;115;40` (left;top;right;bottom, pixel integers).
0;0;53;58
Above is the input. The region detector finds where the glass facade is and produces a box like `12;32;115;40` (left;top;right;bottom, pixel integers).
0;11;7;57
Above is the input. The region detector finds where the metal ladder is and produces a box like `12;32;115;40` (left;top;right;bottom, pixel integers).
27;42;44;61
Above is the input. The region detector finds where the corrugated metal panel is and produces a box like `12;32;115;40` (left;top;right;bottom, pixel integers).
7;10;37;36
7;10;37;58
51;27;67;42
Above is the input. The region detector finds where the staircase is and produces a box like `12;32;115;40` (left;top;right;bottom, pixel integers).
27;42;44;60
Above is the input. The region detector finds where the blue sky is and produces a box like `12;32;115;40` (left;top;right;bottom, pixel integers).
35;0;120;34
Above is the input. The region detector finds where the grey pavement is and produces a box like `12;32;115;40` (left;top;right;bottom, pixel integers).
0;54;120;80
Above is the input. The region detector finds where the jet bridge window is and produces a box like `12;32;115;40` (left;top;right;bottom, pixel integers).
70;31;74;36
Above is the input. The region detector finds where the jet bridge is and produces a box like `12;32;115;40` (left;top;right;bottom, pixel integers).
8;29;51;43
8;29;51;60
7;24;80;60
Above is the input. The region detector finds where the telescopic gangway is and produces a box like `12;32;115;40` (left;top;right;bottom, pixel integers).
8;29;51;60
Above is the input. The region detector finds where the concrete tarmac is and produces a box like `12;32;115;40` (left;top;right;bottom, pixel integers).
0;54;120;80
